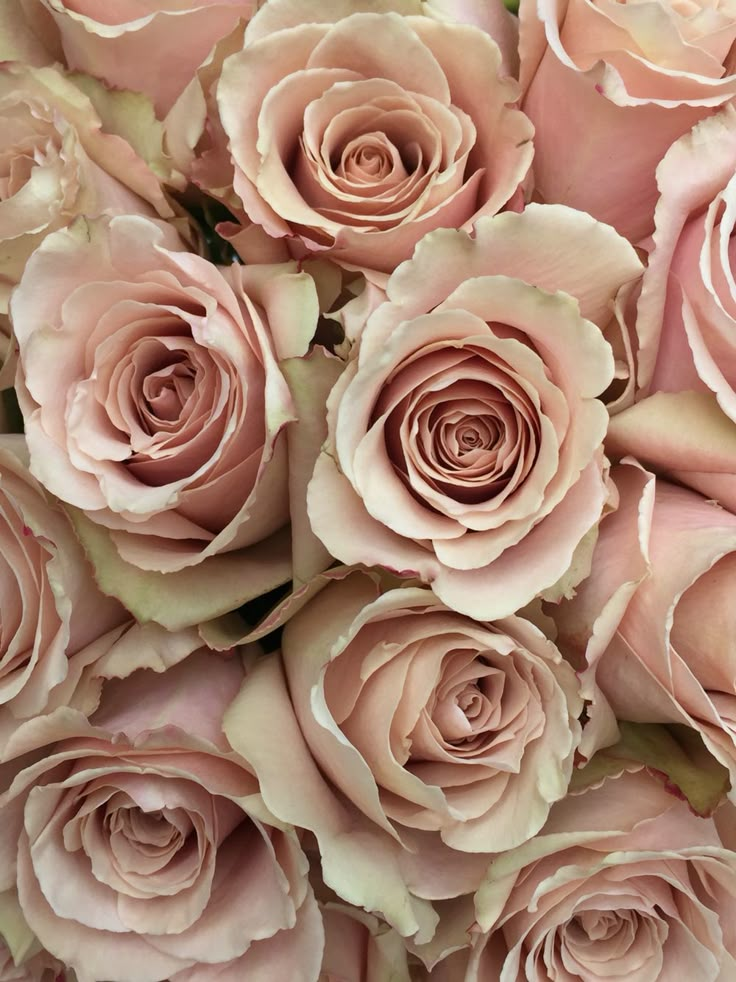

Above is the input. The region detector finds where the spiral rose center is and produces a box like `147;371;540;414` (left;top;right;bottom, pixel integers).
142;359;196;424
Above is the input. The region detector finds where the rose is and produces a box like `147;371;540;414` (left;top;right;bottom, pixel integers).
0;650;324;982
12;214;320;625
519;0;736;242
224;571;582;942
0;435;127;741
213;0;533;278
37;0;256;115
636;105;736;416
308;206;642;619
470;767;736;980
0;62;168;379
554;460;736;789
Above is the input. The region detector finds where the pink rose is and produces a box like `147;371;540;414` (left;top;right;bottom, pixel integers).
224;571;582;942
0;651;324;982
471;768;736;980
213;0;533;278
519;0;736;242
12;214;320;626
636;106;736;412
555;460;736;787
0;435;127;741
0;62;168;378
308;206;642;618
38;0;256;115
0;946;61;982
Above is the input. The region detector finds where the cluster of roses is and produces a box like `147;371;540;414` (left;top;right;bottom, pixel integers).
2;0;736;980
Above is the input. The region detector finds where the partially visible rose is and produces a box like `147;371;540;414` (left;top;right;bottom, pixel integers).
224;571;582;942
0;435;127;740
519;0;736;242
471;768;736;980
213;0;533;278
0;62;168;379
420;0;520;79
636;106;736;411
0;651;324;982
12;214;320;624
308;206;642;619
554;461;736;791
38;0;256;116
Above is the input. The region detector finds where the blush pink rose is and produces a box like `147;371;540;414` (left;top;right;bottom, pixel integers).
0;435;127;741
0;945;62;982
554;460;736;789
224;571;582;944
0;651;324;982
519;0;736;242
308;206;642;619
0;63;168;380
471;768;736;980
214;0;533;278
38;0;256;115
12;214;320;624
636;105;736;412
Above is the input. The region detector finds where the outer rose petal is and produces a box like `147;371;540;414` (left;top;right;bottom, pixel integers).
39;0;257;115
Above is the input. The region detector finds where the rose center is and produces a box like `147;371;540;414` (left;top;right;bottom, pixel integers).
141;359;196;425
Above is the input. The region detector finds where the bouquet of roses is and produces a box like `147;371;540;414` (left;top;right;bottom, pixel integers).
2;0;736;979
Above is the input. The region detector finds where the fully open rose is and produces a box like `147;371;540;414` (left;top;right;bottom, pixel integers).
12;214;320;621
309;206;642;618
213;0;533;277
470;767;736;980
519;0;736;242
0;651;323;982
37;0;256;115
224;571;582;945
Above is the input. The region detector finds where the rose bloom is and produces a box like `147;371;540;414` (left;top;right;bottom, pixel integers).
554;460;736;784
0;650;323;982
636;105;736;416
37;0;256;115
12;214;318;617
0;62;166;378
225;572;582;942
519;0;736;242
468;767;736;980
213;0;533;277
0;435;127;741
308;206;643;619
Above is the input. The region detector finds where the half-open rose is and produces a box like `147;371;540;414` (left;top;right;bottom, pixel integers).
224;571;582;944
12;214;319;624
519;0;736;242
308;206;641;618
0;651;324;982
213;0;533;278
472;768;736;980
